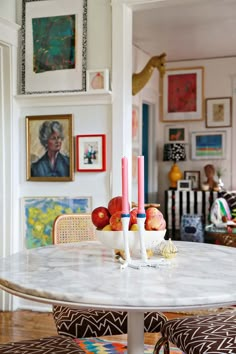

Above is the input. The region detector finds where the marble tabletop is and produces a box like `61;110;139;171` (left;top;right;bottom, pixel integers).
0;241;235;312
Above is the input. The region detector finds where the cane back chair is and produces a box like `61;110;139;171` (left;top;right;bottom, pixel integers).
52;213;167;338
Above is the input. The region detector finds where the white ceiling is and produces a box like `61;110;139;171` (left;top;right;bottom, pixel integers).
133;0;236;62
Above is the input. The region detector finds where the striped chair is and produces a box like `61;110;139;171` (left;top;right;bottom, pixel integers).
52;213;167;338
154;309;236;354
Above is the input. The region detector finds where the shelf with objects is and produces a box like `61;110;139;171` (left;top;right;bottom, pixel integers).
14;91;112;107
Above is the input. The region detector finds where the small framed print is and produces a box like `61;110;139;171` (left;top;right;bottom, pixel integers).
165;125;188;143
205;97;232;128
86;69;109;92
184;171;200;190
177;179;192;191
76;134;106;172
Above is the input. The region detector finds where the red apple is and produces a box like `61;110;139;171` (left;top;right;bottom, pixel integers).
108;196;131;215
145;207;166;231
110;211;123;231
91;207;111;229
108;196;123;215
129;208;138;226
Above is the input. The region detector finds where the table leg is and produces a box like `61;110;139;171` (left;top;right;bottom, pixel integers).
127;311;144;354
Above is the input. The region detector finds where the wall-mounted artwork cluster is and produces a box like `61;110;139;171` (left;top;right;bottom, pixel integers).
26;114;106;182
161;65;231;162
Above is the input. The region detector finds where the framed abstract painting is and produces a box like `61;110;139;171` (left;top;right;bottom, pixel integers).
161;67;204;122
21;0;87;94
22;196;92;248
191;131;226;160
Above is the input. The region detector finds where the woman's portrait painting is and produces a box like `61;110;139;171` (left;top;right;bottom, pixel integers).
26;114;74;181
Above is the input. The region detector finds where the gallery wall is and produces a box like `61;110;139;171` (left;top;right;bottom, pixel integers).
132;47;236;213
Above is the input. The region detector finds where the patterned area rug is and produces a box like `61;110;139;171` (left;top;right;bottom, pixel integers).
75;338;184;353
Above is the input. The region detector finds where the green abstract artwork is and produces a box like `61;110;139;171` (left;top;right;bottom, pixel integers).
32;15;76;73
23;197;92;249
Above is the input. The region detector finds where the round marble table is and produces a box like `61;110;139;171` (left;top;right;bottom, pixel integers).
0;241;235;353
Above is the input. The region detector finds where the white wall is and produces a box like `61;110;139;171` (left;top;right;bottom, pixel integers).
0;0;16;22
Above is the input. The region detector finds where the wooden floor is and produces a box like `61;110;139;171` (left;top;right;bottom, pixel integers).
0;310;183;345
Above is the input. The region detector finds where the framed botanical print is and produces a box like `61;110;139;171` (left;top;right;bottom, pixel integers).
76;134;106;172
161;66;204;122
26;114;74;181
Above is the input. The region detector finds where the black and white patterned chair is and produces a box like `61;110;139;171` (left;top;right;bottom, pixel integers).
154;309;236;354
0;336;85;354
52;307;167;338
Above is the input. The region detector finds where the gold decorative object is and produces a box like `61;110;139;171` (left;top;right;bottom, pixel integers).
132;53;166;96
160;238;177;259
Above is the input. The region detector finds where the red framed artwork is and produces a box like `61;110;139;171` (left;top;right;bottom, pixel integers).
76;134;106;172
161;67;204;122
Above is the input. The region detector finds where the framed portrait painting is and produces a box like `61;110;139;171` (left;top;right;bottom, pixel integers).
191;131;226;160
76;134;106;172
161;67;204;122
22;0;87;94
26;114;74;181
205;97;232;128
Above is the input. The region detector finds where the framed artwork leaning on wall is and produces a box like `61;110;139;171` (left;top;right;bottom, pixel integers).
26;114;74;181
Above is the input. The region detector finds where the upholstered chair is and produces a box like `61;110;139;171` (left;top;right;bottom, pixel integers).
154;309;236;354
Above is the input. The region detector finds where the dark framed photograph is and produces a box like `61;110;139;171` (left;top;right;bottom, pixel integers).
205;97;232;128
177;180;192;191
184;171;201;190
21;0;87;94
26;114;74;181
76;134;106;172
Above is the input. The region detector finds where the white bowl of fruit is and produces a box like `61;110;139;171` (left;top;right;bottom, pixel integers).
91;196;166;254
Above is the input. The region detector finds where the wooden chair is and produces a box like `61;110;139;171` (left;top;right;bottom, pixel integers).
154;309;236;354
0;336;85;353
51;213;168;338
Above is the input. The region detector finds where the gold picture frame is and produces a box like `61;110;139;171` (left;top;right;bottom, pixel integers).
26;114;74;181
